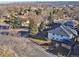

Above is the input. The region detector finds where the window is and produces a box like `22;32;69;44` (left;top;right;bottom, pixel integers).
61;35;63;37
56;38;58;40
52;33;54;35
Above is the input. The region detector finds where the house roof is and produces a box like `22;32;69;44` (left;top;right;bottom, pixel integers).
54;18;77;27
48;25;69;36
64;20;78;27
0;23;9;26
45;23;61;31
48;25;78;38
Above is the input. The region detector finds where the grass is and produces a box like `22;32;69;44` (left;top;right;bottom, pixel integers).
34;38;46;42
30;38;49;49
30;38;47;44
42;46;48;49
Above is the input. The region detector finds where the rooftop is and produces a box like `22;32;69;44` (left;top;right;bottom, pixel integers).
48;25;78;38
0;23;9;26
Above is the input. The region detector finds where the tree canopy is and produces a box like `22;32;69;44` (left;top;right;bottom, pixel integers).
29;19;38;36
38;21;45;32
8;16;22;29
48;12;53;22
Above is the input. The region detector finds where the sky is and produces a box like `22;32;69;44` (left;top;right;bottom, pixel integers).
0;0;79;3
0;0;79;2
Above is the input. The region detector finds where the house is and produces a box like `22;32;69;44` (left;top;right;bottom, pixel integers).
54;18;78;28
22;20;29;27
48;25;78;43
17;29;29;37
45;23;61;31
0;23;10;29
18;15;30;27
53;19;65;23
47;24;79;56
0;23;10;35
64;20;78;28
75;24;79;35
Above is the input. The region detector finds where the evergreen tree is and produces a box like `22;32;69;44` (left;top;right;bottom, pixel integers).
13;18;21;28
35;8;42;15
9;16;22;29
38;21;45;32
48;12;53;22
29;19;38;36
27;7;32;12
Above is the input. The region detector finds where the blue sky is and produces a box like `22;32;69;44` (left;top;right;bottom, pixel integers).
0;0;79;3
0;0;79;2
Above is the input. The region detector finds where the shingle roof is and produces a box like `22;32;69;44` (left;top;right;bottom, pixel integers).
48;25;78;38
48;25;69;36
62;25;78;36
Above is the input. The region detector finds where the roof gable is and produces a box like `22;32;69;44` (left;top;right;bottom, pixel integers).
48;25;78;38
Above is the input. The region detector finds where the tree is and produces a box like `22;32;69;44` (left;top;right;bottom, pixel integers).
38;21;45;32
48;12;53;22
9;16;22;29
29;19;38;36
35;8;42;15
12;17;22;28
27;7;32;12
18;8;24;15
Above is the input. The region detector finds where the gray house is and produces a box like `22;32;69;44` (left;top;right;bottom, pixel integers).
48;25;78;43
0;23;10;29
0;23;10;35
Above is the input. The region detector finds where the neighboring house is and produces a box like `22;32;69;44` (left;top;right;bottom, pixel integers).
0;23;10;29
54;18;78;28
48;25;78;43
18;15;30;27
45;23;61;31
0;23;10;35
17;29;29;37
64;20;74;28
0;22;29;37
22;20;29;27
53;19;65;23
64;20;78;28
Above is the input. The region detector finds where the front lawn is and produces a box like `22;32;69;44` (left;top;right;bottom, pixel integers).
30;38;50;49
